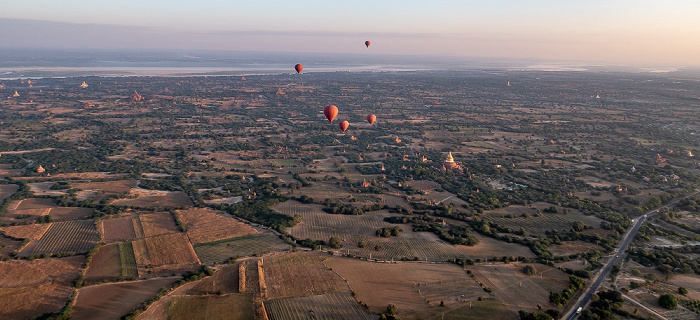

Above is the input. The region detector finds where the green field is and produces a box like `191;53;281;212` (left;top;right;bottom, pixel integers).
118;242;138;277
193;233;289;265
166;294;254;320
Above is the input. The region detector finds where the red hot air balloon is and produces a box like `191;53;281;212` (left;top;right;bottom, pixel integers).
365;41;370;48
339;120;349;132
323;105;338;123
295;64;303;74
366;114;376;125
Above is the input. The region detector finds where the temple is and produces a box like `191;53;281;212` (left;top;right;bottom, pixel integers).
440;152;463;171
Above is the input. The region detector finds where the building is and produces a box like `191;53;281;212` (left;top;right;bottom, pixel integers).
37;165;46;174
130;90;144;102
13;91;20;97
440;152;463;171
79;81;89;88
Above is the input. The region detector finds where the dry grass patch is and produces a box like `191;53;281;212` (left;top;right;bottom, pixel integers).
177;208;259;244
0;256;83;320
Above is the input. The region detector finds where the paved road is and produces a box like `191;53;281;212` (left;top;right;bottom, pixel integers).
564;190;700;320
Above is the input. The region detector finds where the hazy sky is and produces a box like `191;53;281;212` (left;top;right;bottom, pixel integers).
2;0;699;66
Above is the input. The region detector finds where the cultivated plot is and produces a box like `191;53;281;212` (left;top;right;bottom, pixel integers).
132;233;200;275
325;257;483;318
194;233;289;266
20;220;99;256
177;208;259;244
72;277;177;320
0;256;83;320
469;263;570;313
262;252;344;299
265;291;375;320
165;294;255;320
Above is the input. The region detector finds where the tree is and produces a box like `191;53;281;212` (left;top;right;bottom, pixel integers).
678;287;688;295
572;221;585;232
328;236;342;249
523;265;538;275
658;294;678;310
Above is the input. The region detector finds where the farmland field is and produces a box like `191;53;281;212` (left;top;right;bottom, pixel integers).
165;294;255;320
262;252;344;299
72;277;177;320
0;184;19;201
436;298;517;320
265;291;374;320
46;207;94;220
13;197;56;210
111;189;194;208
194;233;289;265
0;234;22;258
72;179;137;194
0;223;51;240
187;263;241;295
84;244;122;282
483;210;603;236
177;208;259;244
102;216;139;242
84;242;138;282
276;200;534;261
119;242;138;277
20;220;99;256
325;257;483;318
469;263;570;313
0;256;83;320
548;241;605;257
140;212;179;238
273;200;394;240
132;233;200;275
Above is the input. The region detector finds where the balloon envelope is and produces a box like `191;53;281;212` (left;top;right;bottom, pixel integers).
295;64;303;74
365;41;370;48
339;120;349;132
324;105;338;123
366;114;376;125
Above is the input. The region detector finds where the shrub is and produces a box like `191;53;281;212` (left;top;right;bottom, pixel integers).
659;294;678;310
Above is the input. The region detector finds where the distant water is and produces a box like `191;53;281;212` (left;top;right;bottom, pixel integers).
0;48;496;79
1;48;694;79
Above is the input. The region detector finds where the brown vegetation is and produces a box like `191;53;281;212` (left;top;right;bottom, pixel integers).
177;208;258;244
72;277;177;320
132;233;200;275
0;256;83;320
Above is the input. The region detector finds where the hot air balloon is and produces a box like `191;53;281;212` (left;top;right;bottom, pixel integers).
324;105;338;123
295;64;303;74
339;120;349;132
367;114;376;125
365;41;370;48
